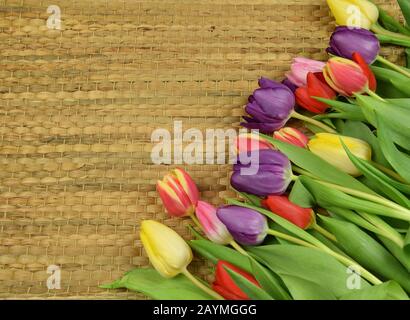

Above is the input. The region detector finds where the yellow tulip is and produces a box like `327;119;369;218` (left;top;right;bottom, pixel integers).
326;0;379;29
308;133;372;176
140;220;192;278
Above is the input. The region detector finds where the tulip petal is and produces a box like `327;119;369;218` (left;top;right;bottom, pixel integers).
352;52;377;91
157;180;192;217
173;168;199;207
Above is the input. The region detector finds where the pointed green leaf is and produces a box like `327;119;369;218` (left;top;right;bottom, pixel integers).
280;274;337;300
319;216;410;293
379;236;410;272
377;115;410;183
248;244;370;298
225;267;273;300
289;177;315;208
379;8;410;36
101;268;214;300
190;240;252;273
340;281;409;300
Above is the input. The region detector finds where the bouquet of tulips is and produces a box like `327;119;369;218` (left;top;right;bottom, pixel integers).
102;0;410;300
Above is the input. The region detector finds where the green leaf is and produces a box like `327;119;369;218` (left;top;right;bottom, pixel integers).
188;225;206;240
377;115;410;184
340;281;409;300
101;268;214;300
378;236;410;272
289;177;315;208
329;207;404;247
407;49;410;68
249;257;291;300
238;191;262;207
341;120;389;167
319;216;410;293
387;98;410;109
225;267;273;300
372;65;410;97
300;175;409;221
280;274;337;300
259;134;375;194
341;140;410;208
248;244;370;298
377;34;410;48
190;240;252;273
379;7;410;36
398;0;410;27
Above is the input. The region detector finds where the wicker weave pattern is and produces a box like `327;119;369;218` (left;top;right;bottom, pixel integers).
0;0;403;299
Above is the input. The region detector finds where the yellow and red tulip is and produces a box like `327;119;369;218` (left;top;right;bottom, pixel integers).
323;56;370;96
273;127;309;148
157;168;199;217
140;220;193;278
308;133;372;176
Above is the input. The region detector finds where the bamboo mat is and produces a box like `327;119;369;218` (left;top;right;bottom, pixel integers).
0;0;404;299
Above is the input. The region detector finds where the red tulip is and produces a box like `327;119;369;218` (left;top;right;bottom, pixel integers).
295;72;337;114
212;261;260;300
274;127;309;148
262;195;315;229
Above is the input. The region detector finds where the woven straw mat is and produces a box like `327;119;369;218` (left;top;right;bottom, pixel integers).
0;0;405;299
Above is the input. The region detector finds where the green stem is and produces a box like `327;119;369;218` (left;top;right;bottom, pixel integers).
291;111;337;133
316;180;410;220
371;23;410;41
230;240;249;256
376;55;410;78
312;223;337;242
190;213;203;231
267;229;382;285
182;268;225;300
371;161;408;184
365;88;386;102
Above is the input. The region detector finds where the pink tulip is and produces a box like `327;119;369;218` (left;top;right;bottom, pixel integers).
274;127;309;148
286;57;326;88
157;168;199;217
196;201;233;245
235;133;273;154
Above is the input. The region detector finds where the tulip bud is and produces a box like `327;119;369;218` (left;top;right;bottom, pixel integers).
231;149;293;197
326;0;379;30
235;133;273;154
286;57;326;88
195;201;233;245
140;220;193;278
282;78;298;93
157;168;199;217
216;205;268;246
212;261;260;300
241;78;295;134
274;127;309;148
262;195;315;229
323;56;369;96
327;26;380;64
308;133;372;176
295;72;337;114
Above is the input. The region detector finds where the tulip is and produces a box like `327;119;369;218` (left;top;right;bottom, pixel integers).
273;127;309;148
352;52;377;92
286;57;326;88
282;78;298;93
295;72;337;113
327;26;380;64
235;132;273;154
308;133;372;176
326;0;379;29
241;78;295;134
262;195;315;229
212;261;260;300
216;205;268;245
140;220;193;278
140;220;224;300
157;168;199;217
231;149;293;197
323;55;370;96
195;201;233;245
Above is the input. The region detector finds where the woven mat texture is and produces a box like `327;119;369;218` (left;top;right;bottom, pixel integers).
0;0;404;299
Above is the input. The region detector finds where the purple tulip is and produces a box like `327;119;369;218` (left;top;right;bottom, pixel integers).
241;78;295;134
216;205;268;246
282;78;298;93
231;149;293;197
327;26;380;64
